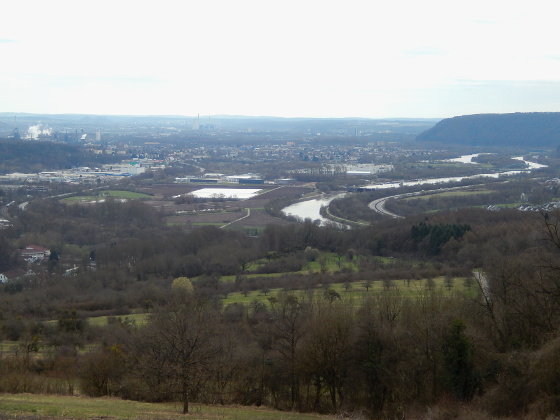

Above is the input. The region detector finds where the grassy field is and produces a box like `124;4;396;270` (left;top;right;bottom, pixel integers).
221;276;476;307
196;253;477;308
82;276;474;320
0;276;475;357
0;393;334;419
86;312;150;327
0;340;99;358
218;254;407;281
402;189;493;200
62;190;152;203
101;190;152;199
246;252;369;274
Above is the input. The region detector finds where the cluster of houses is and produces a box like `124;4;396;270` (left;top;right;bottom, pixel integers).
485;201;560;213
0;159;163;185
517;202;560;212
0;245;50;283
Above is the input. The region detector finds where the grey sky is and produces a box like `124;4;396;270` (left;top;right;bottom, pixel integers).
1;0;559;118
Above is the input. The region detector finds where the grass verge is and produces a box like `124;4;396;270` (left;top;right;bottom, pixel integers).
0;393;334;419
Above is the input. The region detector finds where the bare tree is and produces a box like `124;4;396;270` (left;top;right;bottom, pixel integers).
269;293;309;410
300;301;354;412
133;294;222;414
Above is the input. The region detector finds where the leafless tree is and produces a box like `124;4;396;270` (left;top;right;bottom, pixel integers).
300;301;354;412
269;293;309;409
133;294;222;414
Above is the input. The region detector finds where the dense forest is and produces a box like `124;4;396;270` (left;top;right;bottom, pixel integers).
3;187;560;418
0;140;123;174
416;112;560;147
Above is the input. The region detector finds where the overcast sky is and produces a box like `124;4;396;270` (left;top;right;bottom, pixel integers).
2;0;560;119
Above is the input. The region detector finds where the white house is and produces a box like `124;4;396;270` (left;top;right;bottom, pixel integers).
18;245;50;263
0;267;27;283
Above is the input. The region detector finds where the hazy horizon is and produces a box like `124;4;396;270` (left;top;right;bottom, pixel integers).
3;1;560;119
0;111;443;120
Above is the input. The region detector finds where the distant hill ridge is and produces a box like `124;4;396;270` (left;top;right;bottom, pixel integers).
416;112;560;147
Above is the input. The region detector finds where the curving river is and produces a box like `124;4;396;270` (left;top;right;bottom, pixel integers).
281;193;346;226
281;155;547;223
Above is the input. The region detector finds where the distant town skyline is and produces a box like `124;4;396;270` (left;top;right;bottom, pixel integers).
2;0;560;119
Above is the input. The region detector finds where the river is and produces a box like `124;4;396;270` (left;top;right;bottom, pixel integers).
281;155;547;223
281;193;346;226
361;156;545;190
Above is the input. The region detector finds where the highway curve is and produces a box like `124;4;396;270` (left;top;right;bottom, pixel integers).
368;196;405;219
367;186;473;219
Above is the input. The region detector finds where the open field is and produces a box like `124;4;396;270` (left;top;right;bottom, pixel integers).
230;253;398;277
221;276;475;306
0;394;334;419
167;207;293;229
81;277;473;322
136;184;311;200
136;184;313;229
402;189;493;200
86;312;150;327
80;275;474;326
62;190;152;203
221;208;293;229
0;275;474;360
100;191;153;199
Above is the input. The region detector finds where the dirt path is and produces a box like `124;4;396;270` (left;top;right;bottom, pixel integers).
220;208;251;228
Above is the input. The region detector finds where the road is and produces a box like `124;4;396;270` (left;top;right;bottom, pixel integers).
1;201;14;221
368;185;477;219
368;196;405;219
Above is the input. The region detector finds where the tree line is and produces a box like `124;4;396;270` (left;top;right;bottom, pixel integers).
0;139;122;174
5;253;560;419
2;193;560;417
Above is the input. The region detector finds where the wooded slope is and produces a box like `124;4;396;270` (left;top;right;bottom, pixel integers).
416;112;560;146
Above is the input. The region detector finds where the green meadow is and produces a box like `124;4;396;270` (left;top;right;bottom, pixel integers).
221;276;475;307
62;190;151;203
402;189;493;200
0;393;334;419
81;276;474;325
86;312;150;327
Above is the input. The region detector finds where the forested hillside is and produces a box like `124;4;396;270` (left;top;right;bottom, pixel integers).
0;140;122;174
416;112;560;147
4;192;560;417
